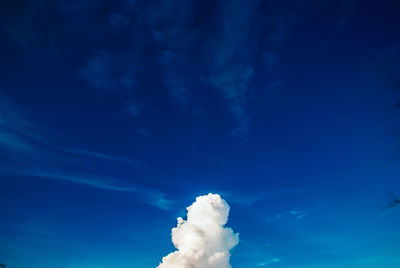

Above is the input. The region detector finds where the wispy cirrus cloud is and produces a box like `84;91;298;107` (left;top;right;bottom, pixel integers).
18;171;172;210
287;256;400;268
62;147;144;168
233;239;281;268
219;187;311;207
148;0;258;137
79;50;138;94
78;50;142;117
0;96;172;210
207;0;258;137
73;1;360;138
5;0;360;138
74;0;286;138
266;210;309;222
256;258;281;267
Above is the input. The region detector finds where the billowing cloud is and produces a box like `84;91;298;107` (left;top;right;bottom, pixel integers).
158;193;238;268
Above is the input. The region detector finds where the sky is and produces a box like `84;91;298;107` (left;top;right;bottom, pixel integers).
1;0;400;267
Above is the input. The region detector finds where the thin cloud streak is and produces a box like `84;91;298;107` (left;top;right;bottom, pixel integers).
8;169;172;211
62;147;143;168
25;171;172;210
220;187;312;207
0;95;172;210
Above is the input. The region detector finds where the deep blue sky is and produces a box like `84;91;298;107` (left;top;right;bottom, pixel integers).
1;0;400;267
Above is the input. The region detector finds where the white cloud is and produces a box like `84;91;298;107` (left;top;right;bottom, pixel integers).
158;193;239;268
256;258;281;266
266;210;308;222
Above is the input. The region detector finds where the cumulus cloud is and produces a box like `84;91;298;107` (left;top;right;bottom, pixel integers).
158;193;239;268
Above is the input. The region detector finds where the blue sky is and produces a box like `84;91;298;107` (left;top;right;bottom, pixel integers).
1;0;400;267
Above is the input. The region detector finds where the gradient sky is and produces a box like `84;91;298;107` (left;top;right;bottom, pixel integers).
1;0;400;267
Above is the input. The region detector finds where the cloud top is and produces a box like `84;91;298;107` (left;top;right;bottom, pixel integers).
158;193;239;268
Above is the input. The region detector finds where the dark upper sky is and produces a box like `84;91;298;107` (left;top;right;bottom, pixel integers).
1;0;400;267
